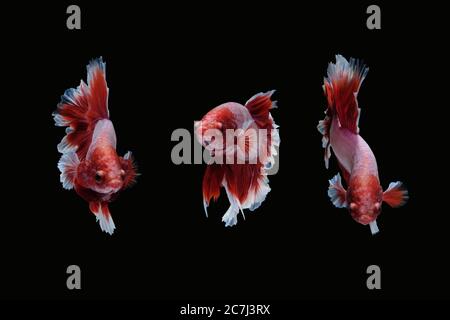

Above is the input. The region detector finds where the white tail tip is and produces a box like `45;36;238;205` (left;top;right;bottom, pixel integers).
369;220;379;235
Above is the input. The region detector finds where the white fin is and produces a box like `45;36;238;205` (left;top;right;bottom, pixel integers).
356;107;361;133
93;205;116;235
369;220;379;235
222;184;244;227
385;181;407;195
326;54;369;87
328;173;347;208
57;152;80;190
124;151;132;160
264;114;280;171
57;135;78;154
53;113;70;127
203;200;208;218
242;175;271;212
87;57;106;84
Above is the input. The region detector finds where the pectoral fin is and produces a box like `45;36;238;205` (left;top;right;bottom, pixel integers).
328;173;347;208
383;181;408;208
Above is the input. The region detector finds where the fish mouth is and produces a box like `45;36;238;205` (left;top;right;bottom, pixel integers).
355;214;376;225
91;183;122;195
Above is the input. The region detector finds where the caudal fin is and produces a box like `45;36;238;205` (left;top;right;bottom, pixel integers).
323;54;368;133
318;55;368;168
222;164;271;226
202;163;271;227
53;57;110;161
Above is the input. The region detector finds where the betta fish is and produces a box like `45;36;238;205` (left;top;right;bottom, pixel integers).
318;55;408;234
53;58;137;235
195;91;280;226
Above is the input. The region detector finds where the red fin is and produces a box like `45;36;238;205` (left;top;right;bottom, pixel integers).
53;57;110;160
323;55;368;134
120;151;138;189
224;164;268;208
202;164;225;214
89;201;100;215
383;181;409;208
221;163;271;226
89;201;115;235
245;90;276;129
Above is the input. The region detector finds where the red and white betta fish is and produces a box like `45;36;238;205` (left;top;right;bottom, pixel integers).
318;55;408;234
195;91;280;226
53;58;137;235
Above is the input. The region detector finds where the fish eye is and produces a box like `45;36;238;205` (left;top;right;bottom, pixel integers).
95;172;102;182
204;136;216;146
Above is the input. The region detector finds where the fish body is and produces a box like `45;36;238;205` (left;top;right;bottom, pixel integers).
53;58;137;235
318;55;408;234
195;91;280;226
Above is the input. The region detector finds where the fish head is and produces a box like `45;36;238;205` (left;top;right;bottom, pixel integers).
77;147;126;195
347;175;383;225
195;105;237;153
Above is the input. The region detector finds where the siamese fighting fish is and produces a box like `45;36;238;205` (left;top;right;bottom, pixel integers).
53;58;137;235
318;55;408;234
195;91;280;226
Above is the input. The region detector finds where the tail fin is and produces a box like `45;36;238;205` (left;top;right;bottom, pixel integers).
318;55;368;168
202;163;271;227
222;163;271;227
323;54;368;133
53;57;110;160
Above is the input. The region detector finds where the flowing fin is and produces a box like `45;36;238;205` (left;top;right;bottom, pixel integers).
53;57;110;160
328;173;347;208
383;181;409;207
57;151;80;190
323;54;368;134
202;164;225;218
222;183;243;227
241;174;271;212
245;90;277;128
89;201;116;235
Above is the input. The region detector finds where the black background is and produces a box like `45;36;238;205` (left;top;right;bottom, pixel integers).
1;1;447;302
